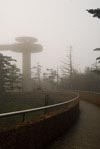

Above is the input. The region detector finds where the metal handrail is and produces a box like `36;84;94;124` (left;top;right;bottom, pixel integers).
0;93;80;122
73;90;100;95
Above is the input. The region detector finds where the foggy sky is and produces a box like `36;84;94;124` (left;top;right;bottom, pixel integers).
0;0;100;72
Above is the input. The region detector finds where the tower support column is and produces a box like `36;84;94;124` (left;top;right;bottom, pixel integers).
22;51;32;92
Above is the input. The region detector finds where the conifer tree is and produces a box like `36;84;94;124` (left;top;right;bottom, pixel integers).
0;53;22;94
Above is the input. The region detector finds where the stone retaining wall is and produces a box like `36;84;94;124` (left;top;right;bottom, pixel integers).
79;92;100;107
0;100;79;149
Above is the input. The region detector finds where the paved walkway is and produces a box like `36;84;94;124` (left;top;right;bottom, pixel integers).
48;101;100;149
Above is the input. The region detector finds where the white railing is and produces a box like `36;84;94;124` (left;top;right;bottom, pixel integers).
73;90;100;95
0;93;80;123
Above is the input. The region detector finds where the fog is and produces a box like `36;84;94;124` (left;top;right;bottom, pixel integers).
1;1;100;148
0;0;100;71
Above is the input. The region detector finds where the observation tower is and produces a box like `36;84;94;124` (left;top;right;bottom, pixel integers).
0;37;43;91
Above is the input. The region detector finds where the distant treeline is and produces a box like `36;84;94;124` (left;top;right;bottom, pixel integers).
60;67;100;92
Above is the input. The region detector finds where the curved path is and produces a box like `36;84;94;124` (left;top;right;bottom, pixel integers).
48;100;100;149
